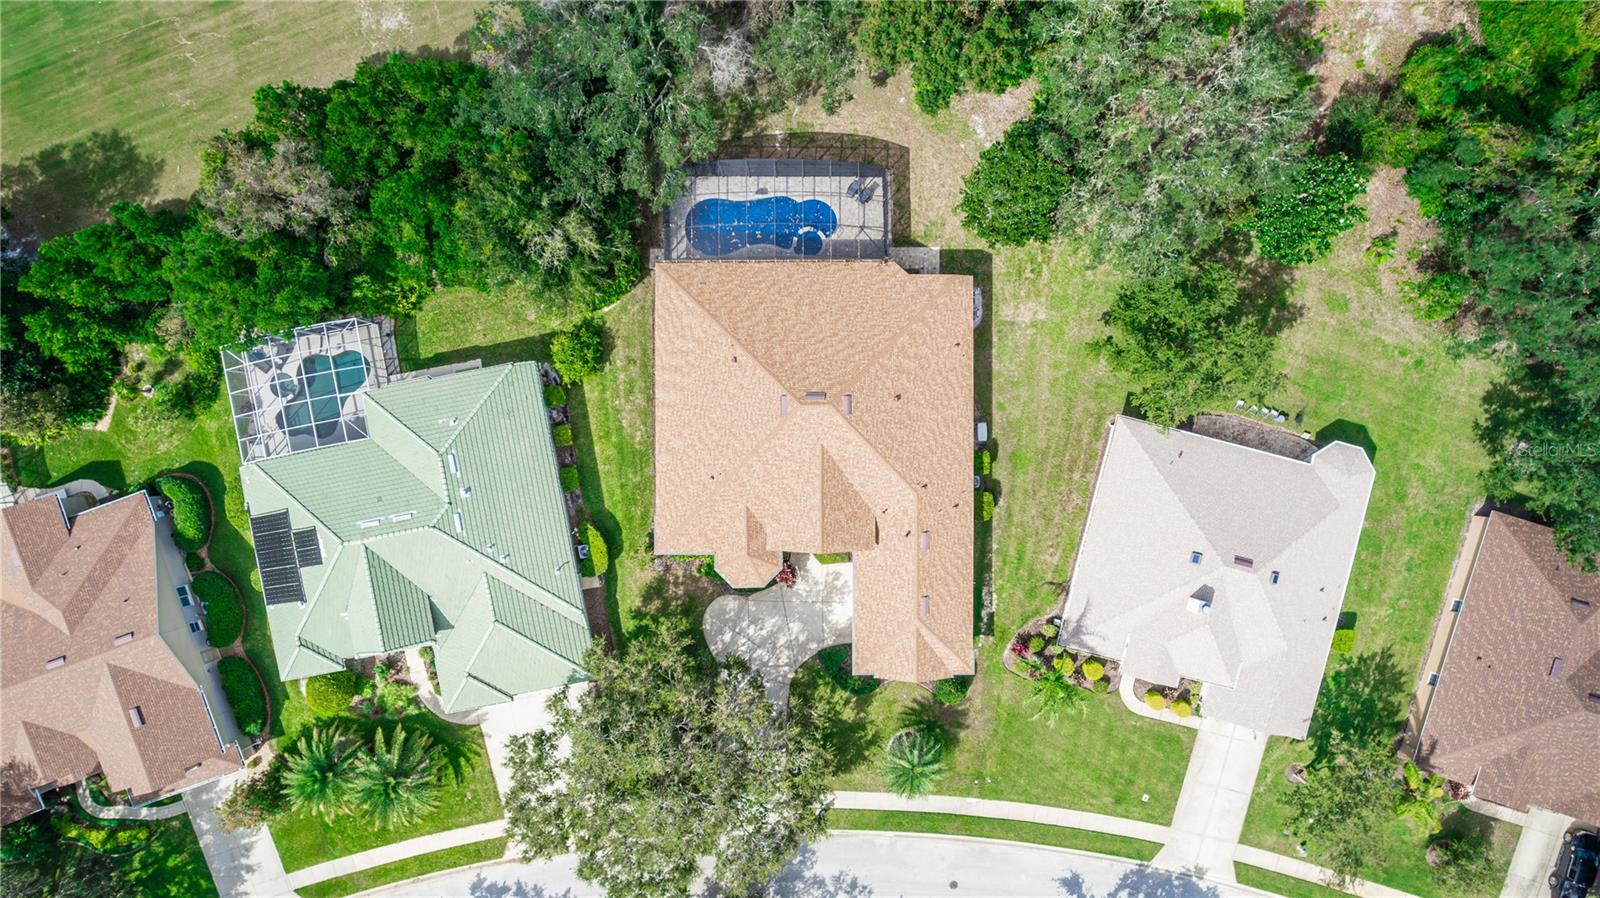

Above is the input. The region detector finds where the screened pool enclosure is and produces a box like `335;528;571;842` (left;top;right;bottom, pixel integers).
222;318;399;462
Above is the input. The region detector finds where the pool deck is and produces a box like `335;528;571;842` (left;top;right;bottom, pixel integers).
665;159;890;261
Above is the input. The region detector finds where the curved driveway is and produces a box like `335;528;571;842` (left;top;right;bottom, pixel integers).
703;554;854;705
363;832;1279;898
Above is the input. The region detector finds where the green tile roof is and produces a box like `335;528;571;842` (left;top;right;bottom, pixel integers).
240;361;589;712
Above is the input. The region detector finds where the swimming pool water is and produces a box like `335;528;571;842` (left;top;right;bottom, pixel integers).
276;351;369;440
687;196;838;257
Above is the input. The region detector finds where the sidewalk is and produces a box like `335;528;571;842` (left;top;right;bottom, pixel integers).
1235;846;1420;898
1151;718;1268;882
284;819;509;890
832;791;1172;845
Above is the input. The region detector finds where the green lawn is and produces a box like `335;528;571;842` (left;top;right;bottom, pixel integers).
827;809;1161;862
37;801;216;898
267;714;502;873
1235;865;1354;898
0;1;476;239
295;837;508;898
1237;225;1517;898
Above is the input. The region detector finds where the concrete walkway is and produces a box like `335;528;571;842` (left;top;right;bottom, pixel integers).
703;554;854;705
832;791;1171;845
1499;806;1575;898
361;830;1284;898
182;772;294;897
1152;719;1268;882
285;819;509;890
1234;845;1419;898
75;780;189;821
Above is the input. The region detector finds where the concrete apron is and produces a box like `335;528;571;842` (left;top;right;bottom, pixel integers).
1152;718;1269;883
1499;807;1576;898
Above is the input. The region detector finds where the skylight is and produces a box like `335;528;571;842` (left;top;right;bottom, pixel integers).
1189;551;1202;564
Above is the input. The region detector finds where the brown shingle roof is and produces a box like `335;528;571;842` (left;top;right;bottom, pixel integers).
653;260;975;683
1;493;242;823
1416;512;1600;823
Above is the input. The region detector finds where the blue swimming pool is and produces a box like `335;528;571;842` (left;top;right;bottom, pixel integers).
687;196;838;257
276;350;369;440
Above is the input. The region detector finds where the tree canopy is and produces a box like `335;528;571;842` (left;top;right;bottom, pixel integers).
502;625;832;898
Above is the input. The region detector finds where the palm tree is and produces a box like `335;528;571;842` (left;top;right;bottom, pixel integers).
282;723;357;820
1394;760;1446;831
351;723;442;828
883;729;946;798
1029;668;1088;728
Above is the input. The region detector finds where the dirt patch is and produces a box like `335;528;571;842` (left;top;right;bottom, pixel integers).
761;73;1036;245
1309;1;1478;109
1359;165;1439;293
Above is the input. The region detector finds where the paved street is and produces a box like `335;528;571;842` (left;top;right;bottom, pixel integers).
363;832;1279;898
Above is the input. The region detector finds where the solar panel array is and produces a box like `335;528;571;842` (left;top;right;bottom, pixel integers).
292;527;322;568
250;510;307;605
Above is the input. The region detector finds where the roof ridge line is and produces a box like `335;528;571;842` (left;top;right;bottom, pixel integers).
362;398;451;500
661;265;794;403
437;364;515;455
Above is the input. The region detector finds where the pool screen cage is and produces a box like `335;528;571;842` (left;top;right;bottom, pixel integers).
663;159;891;261
221;317;399;463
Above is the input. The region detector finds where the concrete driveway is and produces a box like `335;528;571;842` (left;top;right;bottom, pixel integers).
1500;807;1576;898
703;554;854;705
363;831;1279;898
476;684;586;799
1152;719;1268;883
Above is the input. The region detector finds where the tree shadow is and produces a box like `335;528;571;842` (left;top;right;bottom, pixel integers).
758;844;875;898
398;710;485;786
1057;865;1222;898
1307;646;1409;767
632;571;720;663
896;693;971;755
789;663;874;776
0;130;165;248
1315;418;1378;462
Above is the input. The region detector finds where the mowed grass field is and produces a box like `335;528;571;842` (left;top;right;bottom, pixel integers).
0;0;476;237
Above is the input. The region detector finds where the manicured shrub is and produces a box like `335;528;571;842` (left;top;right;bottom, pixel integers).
559;466;580;491
932;676;972;706
219;656;266;736
1041;621;1059;639
1144;688;1167;710
190;571;242;648
978;490;995;521
975;448;992;476
1051;654;1068;672
1027;635;1045;655
1091;678;1111;695
543;384;567;407
155;475;210;552
305;670;365;717
1331;628;1357;654
1171;698;1193;718
185;552;206;572
550;316;606;384
583;523;609;577
1081;658;1105;681
552;424;574;447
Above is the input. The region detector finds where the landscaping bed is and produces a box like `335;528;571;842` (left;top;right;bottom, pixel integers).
1133;677;1201;719
189;570;243;648
1004;615;1120;695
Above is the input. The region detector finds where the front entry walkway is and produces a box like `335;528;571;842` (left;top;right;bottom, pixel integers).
182;772;293;897
703;554;854;705
1152;718;1268;883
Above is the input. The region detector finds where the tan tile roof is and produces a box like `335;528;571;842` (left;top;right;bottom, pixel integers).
1;493;242;823
1416;512;1600;823
653;260;975;683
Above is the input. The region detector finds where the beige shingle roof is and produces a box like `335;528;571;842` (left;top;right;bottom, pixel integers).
1;493;242;822
1416;513;1600;822
653;260;975;683
1060;417;1376;739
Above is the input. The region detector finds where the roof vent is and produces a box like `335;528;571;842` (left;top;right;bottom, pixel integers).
358;518;382;529
843;394;854;415
1233;555;1254;569
45;655;66;670
453;511;465;534
779;395;789;416
1574;597;1593;611
1550;657;1563;677
448;452;460;476
113;632;134;647
459;486;472;498
921;531;931;552
389;512;414;522
920;595;930;617
804;391;827;401
128;706;145;728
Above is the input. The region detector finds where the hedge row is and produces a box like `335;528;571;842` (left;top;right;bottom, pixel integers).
219;656;266;736
190;571;242;648
156;475;210;552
